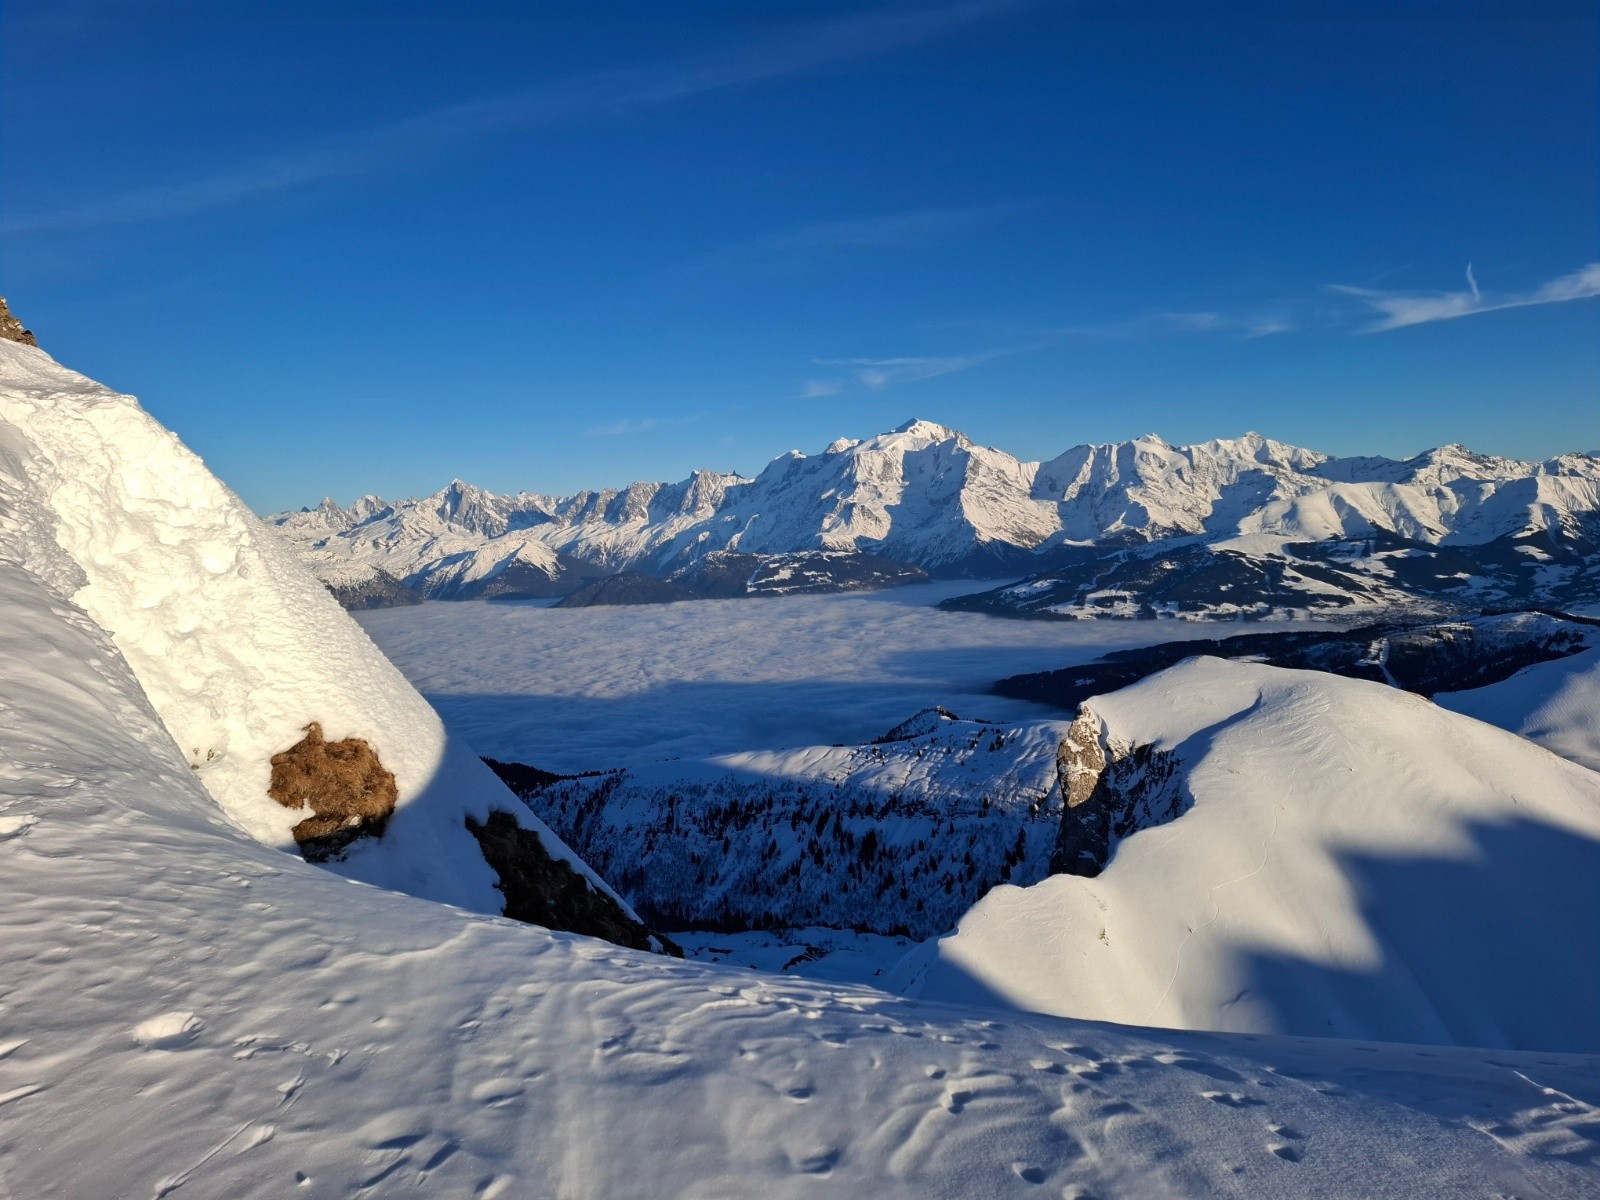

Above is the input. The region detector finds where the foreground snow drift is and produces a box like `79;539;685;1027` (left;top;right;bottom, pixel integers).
895;658;1600;1053
0;340;636;926
2;516;1598;1198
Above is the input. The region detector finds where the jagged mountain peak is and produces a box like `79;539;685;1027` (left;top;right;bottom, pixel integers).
881;417;967;446
1374;442;1536;488
269;422;1600;609
892;417;959;436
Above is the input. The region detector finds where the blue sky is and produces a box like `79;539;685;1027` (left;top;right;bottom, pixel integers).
5;0;1596;512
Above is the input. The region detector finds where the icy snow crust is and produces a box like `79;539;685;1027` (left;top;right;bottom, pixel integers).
898;658;1600;1053
0;340;618;915
2;435;1598;1197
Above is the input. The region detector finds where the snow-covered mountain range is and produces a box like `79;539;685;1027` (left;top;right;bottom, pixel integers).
7;334;1600;1196
271;420;1600;617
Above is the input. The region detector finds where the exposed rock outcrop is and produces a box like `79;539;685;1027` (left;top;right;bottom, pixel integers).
268;722;399;861
0;299;36;347
555;571;699;608
323;567;422;610
1051;709;1184;877
465;810;681;955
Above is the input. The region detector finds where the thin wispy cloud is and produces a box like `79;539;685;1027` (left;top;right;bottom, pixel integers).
813;350;1009;390
1063;310;1295;340
8;1;1028;237
1333;262;1600;332
797;379;844;399
685;200;1033;276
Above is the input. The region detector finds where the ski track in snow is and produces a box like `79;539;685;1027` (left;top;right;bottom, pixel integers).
356;583;1294;772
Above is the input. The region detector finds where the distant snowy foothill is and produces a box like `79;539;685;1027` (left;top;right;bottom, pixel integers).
1439;645;1600;770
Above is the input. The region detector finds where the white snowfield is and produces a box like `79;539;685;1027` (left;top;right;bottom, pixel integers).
1439;646;1600;772
0;427;1593;1198
895;658;1600;1055
0;340;620;916
272;418;1600;593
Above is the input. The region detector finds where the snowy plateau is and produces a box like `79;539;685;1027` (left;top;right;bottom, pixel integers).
271;419;1600;620
1;337;1599;1199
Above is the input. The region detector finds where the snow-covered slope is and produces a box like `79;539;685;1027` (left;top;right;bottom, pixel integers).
0;340;641;931
272;422;1600;615
894;658;1600;1053
3;489;1598;1198
1439;646;1600;771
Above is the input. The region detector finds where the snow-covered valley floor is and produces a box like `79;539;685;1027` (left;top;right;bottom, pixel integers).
354;583;1301;772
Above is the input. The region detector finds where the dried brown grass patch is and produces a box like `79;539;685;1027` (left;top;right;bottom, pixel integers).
269;722;397;860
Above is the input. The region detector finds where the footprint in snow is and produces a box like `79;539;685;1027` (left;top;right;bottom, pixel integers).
941;1088;973;1114
470;1078;524;1107
1202;1090;1263;1108
792;1148;840;1174
133;1012;202;1050
1266;1121;1304;1161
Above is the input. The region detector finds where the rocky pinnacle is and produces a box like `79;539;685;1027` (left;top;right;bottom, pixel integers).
0;298;37;346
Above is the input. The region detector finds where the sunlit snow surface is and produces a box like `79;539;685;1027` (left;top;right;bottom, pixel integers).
1439;646;1600;771
355;583;1283;771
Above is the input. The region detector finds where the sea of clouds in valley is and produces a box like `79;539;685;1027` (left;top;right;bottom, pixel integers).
355;581;1300;772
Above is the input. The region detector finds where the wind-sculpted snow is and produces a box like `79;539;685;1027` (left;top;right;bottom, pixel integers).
2;514;1598;1198
272;420;1600;616
897;658;1600;1053
0;340;628;922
